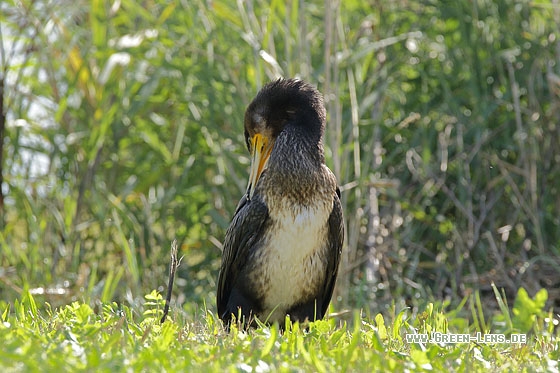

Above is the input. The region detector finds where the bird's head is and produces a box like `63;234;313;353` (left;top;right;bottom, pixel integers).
243;78;326;199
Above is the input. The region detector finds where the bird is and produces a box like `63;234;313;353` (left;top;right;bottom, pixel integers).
217;78;344;329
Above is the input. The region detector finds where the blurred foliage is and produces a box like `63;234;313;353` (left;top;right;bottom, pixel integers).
0;0;559;317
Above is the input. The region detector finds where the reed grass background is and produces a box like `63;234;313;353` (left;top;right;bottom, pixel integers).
1;0;559;318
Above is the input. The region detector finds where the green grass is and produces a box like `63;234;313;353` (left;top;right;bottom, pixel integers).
1;287;557;372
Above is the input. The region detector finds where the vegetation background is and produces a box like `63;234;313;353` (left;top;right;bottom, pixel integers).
1;0;559;325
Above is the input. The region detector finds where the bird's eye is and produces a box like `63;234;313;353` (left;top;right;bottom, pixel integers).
244;131;251;151
286;109;296;118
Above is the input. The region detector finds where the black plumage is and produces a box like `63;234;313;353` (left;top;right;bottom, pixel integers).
217;78;343;328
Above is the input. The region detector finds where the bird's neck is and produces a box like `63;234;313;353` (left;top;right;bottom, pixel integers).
260;126;326;208
269;125;324;174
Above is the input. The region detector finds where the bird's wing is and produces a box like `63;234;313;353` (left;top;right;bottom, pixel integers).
217;194;269;319
320;186;344;318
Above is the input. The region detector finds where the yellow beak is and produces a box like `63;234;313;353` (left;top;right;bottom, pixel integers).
247;133;273;200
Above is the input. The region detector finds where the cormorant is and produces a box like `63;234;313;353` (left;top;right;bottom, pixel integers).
217;78;343;328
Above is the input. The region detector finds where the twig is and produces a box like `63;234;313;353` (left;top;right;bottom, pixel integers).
160;239;182;324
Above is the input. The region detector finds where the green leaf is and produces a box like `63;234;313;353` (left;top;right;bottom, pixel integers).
90;0;107;47
260;323;278;358
410;349;433;370
375;313;388;340
512;288;548;333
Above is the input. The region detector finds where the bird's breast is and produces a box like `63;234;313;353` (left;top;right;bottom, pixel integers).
251;194;332;322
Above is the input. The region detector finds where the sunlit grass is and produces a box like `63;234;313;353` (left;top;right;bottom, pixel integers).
0;287;557;371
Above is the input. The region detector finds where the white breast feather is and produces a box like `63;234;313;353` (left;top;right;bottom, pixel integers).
258;199;331;322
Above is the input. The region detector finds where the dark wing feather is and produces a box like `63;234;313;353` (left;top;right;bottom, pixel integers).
319;186;344;318
217;194;269;319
